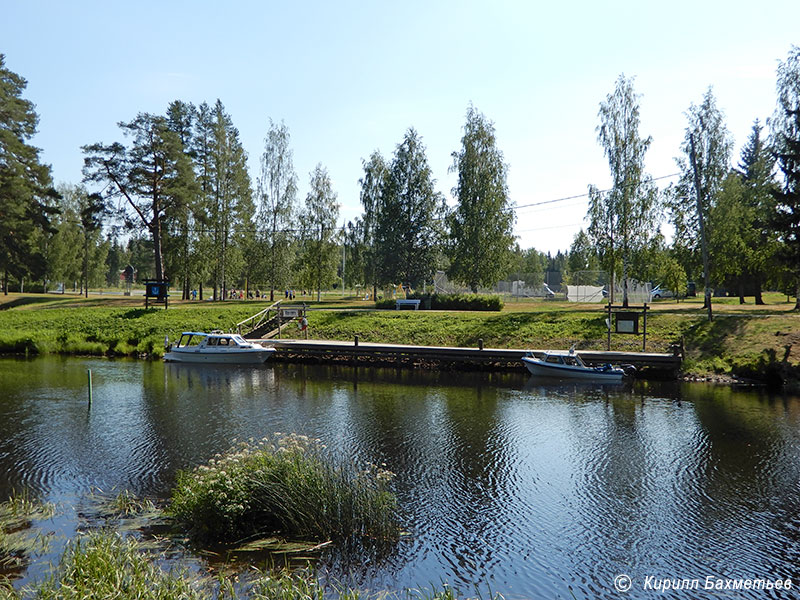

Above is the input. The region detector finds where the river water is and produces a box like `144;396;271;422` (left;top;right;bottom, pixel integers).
1;356;799;599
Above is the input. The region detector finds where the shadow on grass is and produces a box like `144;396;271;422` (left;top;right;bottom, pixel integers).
0;296;62;310
684;315;747;357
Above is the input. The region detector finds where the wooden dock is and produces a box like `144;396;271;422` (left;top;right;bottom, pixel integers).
255;338;682;378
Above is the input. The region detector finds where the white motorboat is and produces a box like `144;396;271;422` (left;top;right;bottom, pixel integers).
521;350;629;382
163;331;275;364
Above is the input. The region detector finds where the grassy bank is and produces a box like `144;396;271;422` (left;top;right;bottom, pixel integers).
0;530;474;600
1;292;799;385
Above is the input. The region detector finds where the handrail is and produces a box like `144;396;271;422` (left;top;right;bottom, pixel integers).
235;299;282;335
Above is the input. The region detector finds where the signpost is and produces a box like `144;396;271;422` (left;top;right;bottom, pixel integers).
144;280;170;309
606;303;649;351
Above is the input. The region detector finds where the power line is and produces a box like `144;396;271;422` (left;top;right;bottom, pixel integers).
510;172;680;211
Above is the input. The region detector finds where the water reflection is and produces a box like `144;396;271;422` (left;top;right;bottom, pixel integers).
1;357;799;599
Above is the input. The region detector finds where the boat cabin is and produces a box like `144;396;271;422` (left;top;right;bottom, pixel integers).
542;352;587;367
174;332;253;349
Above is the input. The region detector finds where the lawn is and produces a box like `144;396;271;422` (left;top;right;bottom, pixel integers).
1;291;798;384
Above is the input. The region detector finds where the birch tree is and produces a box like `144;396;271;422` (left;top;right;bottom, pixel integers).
256;119;297;301
587;74;658;306
447;106;516;293
297;164;339;301
667;88;732;317
771;46;800;310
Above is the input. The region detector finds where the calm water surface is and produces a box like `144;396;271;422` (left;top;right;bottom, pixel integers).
1;356;799;599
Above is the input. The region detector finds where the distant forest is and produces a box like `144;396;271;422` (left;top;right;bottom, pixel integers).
1;47;799;308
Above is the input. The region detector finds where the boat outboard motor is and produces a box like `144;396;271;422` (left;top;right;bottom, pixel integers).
622;364;637;377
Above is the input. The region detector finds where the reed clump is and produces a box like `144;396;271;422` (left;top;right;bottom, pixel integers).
169;434;399;545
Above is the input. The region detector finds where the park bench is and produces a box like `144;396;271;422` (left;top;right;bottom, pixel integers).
396;299;421;310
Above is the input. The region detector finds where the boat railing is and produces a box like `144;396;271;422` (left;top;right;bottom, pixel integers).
235;300;283;336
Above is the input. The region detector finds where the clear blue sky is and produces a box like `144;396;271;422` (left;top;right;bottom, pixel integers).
3;0;799;253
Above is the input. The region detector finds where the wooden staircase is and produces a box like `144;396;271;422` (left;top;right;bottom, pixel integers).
235;300;282;339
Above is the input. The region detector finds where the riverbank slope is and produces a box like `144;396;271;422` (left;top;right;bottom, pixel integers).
0;293;798;387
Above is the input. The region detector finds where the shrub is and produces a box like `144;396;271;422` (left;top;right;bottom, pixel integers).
375;293;502;311
374;299;396;310
409;293;503;311
169;434;399;544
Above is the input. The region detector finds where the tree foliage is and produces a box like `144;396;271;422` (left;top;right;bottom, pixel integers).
446;106;516;292
771;45;800;309
587;75;658;305
297;164;339;300
256;119;297;301
668;88;732;279
359;151;389;299
375;128;444;290
0;54;58;292
82;112;196;282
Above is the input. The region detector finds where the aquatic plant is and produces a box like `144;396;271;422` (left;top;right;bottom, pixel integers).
0;530;496;600
170;434;399;545
21;531;204;600
0;494;54;572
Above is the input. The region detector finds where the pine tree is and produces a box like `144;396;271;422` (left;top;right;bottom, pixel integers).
83;113;195;282
0;54;58;293
736;120;777;304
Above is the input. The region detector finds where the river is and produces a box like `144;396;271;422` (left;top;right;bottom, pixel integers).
1;356;799;599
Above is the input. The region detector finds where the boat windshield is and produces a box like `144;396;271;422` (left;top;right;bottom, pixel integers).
177;334;204;347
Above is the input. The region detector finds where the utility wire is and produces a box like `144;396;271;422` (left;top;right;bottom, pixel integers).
79;172;681;237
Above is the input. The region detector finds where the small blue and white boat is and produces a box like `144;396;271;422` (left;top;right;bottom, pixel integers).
522;350;628;382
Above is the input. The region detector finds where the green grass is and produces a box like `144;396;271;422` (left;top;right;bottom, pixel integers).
0;530;492;600
1;292;798;383
170;434;399;545
0;300;259;358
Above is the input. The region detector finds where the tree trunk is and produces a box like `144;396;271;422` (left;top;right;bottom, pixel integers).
738;280;745;305
795;280;800;311
152;220;165;282
199;282;203;301
754;275;765;305
4;270;8;295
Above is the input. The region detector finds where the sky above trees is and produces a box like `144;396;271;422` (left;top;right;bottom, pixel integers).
3;0;799;253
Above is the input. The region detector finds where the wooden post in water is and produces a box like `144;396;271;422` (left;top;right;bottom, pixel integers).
87;369;93;408
643;303;648;351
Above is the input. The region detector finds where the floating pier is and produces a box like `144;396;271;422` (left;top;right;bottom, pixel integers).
255;338;682;379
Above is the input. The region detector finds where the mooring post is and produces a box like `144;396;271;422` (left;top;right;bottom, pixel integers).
354;335;359;347
643;303;648;352
87;369;93;408
478;338;484;350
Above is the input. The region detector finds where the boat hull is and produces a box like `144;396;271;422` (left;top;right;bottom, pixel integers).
522;356;625;381
163;348;275;364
